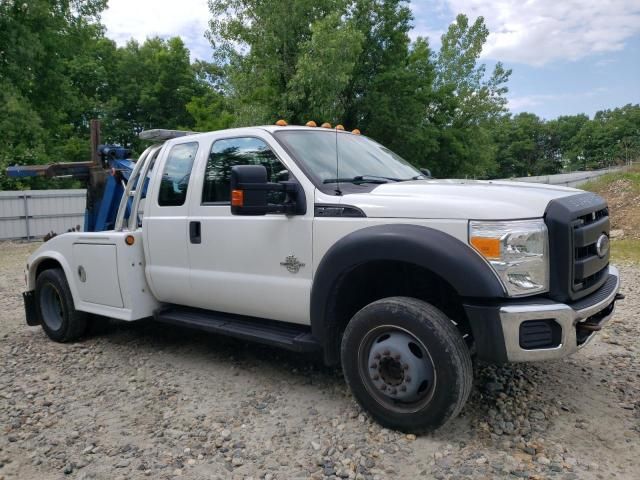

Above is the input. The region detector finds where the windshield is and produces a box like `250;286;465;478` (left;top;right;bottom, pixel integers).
274;130;421;186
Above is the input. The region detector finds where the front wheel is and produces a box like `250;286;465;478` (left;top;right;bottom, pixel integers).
341;297;472;433
35;268;87;342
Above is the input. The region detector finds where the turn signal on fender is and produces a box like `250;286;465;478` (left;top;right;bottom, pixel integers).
470;237;501;260
231;189;244;207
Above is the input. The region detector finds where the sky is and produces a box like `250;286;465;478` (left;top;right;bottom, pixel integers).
102;0;640;120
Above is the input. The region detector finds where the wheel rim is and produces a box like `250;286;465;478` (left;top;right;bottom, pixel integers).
40;283;64;331
357;325;437;413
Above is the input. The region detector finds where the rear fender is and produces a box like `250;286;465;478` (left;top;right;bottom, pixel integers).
26;236;81;306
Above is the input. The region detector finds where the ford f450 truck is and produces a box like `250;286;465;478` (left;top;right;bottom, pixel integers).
21;125;622;432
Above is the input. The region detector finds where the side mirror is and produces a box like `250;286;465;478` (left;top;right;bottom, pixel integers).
230;165;298;216
420;168;432;178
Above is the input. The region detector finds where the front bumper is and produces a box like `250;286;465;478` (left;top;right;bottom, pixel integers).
465;265;621;362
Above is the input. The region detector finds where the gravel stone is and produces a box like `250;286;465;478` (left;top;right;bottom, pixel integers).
0;242;639;479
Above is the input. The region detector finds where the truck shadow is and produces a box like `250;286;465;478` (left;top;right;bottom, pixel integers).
86;317;583;440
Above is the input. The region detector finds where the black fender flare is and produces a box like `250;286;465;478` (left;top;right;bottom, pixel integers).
310;224;506;364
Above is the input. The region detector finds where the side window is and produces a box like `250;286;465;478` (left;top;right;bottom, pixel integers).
158;142;199;207
202;137;288;204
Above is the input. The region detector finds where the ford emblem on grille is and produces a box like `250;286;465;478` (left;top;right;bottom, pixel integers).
596;234;610;259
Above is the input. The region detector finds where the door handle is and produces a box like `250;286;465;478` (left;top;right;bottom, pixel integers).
189;221;201;244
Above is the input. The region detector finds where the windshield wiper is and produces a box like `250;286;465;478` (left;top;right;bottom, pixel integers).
323;175;400;184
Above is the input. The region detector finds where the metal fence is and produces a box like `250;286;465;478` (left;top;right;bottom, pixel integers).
0;189;86;241
508;164;635;188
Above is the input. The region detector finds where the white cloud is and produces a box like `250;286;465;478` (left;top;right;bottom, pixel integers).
508;88;611;115
441;0;640;66
101;0;212;60
101;1;640;66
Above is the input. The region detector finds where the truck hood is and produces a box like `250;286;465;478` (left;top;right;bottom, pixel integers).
341;179;582;220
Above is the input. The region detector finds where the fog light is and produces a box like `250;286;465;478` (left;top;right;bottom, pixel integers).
519;320;561;349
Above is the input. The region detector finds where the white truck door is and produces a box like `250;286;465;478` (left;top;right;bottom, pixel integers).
143;141;201;304
186;134;313;325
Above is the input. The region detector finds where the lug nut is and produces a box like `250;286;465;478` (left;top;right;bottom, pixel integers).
403;363;409;370
373;374;379;381
380;385;387;391
394;354;401;360
390;388;397;395
383;349;390;356
370;363;377;369
405;376;411;382
400;385;407;392
374;353;381;360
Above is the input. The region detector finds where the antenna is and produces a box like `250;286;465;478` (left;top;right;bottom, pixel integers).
335;126;342;195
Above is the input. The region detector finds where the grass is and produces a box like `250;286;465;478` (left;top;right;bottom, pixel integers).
581;164;640;193
610;239;640;264
580;164;640;264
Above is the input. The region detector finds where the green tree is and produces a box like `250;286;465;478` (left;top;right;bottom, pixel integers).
494;113;548;177
288;12;365;123
208;0;346;124
206;0;444;167
425;14;511;177
102;37;204;150
0;0;110;189
186;61;236;131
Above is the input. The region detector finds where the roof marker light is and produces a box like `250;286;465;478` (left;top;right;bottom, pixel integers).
275;119;288;126
321;122;332;129
352;129;361;135
306;120;317;127
336;124;345;130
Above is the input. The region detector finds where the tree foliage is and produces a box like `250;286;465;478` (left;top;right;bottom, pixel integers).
1;1;639;190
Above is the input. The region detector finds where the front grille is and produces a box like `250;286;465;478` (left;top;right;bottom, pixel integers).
545;193;610;302
572;206;609;292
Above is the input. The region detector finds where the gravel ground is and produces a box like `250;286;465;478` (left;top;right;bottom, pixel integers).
1;241;638;480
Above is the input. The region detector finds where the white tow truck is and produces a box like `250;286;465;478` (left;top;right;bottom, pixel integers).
22;124;622;432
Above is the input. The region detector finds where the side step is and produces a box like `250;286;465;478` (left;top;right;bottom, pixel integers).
154;306;321;353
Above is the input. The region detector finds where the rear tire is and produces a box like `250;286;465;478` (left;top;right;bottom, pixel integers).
341;297;473;433
35;268;87;342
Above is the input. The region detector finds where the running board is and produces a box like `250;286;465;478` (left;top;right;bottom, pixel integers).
154;306;321;353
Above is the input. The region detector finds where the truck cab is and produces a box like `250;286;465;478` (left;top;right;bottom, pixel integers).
22;124;621;433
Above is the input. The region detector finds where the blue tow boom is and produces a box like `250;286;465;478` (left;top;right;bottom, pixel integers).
6;144;145;233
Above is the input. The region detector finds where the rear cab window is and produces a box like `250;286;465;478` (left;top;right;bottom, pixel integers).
158;142;199;207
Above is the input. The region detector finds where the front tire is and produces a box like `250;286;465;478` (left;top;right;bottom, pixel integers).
35;268;87;342
341;297;472;433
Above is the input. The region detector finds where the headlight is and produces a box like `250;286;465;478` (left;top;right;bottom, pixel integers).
469;219;549;297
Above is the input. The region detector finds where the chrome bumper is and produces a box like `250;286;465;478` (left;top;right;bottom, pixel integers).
499;265;620;362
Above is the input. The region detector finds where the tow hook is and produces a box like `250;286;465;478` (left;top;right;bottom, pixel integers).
615;293;625;301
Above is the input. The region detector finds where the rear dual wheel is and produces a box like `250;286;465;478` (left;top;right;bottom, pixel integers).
35;268;87;342
341;297;472;433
